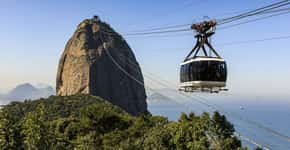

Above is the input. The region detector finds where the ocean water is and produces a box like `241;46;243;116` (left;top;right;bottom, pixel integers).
0;99;11;106
148;93;290;150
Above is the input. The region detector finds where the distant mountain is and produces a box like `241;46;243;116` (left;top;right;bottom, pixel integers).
33;83;54;89
147;92;177;104
0;94;5;104
1;83;55;101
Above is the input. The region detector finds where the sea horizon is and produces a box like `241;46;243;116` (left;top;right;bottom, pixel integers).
148;94;290;149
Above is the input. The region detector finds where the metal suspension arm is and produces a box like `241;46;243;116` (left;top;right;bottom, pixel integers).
193;36;206;57
184;36;201;61
185;20;222;60
205;38;221;58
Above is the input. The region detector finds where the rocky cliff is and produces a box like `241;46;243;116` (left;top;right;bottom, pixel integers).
56;16;148;115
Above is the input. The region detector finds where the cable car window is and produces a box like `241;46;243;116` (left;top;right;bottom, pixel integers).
180;65;184;82
185;64;189;82
180;60;227;83
189;63;192;81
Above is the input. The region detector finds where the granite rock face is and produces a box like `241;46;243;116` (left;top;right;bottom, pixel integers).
56;16;148;115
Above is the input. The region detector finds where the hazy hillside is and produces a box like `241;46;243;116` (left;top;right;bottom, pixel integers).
0;95;246;150
147;92;177;104
0;83;55;101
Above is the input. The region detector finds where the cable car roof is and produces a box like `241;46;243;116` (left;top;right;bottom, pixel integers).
180;57;225;65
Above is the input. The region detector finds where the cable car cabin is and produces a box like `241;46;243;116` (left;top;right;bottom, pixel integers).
179;57;227;93
180;20;228;93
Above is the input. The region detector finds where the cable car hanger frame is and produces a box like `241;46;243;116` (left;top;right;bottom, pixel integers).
184;20;221;61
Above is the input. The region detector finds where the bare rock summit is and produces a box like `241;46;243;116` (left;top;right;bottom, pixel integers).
56;16;148;115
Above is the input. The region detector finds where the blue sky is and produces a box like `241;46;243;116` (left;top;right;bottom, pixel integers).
0;0;290;97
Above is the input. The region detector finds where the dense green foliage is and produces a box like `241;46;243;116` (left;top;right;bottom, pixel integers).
0;95;247;150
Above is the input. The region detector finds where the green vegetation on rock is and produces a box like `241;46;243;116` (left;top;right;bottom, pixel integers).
0;95;247;150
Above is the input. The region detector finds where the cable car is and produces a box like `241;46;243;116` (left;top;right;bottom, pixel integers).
180;57;227;92
179;21;228;93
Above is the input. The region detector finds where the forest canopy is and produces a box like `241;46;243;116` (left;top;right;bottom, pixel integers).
0;95;247;150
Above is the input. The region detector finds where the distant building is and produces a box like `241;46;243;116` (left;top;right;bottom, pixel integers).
93;15;100;22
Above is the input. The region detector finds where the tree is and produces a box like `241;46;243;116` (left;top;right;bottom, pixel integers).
0;109;23;150
0;95;248;150
208;111;243;150
22;104;52;149
80;104;130;134
211;111;235;138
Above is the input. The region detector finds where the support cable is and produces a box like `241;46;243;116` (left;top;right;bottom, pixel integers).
98;30;273;149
